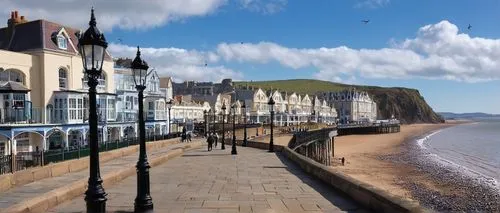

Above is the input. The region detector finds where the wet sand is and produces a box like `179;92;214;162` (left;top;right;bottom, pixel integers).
334;121;500;212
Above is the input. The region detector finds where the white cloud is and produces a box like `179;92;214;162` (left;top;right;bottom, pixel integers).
239;0;287;14
0;0;228;31
215;20;500;83
108;44;243;82
354;0;390;8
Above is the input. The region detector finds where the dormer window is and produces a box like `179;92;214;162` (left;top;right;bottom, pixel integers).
57;35;67;50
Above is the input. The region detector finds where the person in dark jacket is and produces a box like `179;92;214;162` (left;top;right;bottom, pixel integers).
207;133;214;151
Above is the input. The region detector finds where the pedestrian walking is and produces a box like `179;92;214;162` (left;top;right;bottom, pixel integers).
341;157;345;166
214;132;219;147
207;133;213;151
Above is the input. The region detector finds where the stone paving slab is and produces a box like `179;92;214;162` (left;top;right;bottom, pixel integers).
49;146;369;213
0;140;200;212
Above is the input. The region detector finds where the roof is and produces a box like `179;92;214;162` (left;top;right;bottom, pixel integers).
0;81;30;93
0;19;112;60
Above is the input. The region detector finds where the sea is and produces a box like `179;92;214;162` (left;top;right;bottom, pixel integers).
417;119;500;190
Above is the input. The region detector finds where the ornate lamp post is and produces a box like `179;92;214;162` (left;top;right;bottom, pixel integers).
210;109;215;134
79;8;108;213
268;97;275;152
203;110;208;137
231;104;237;155
167;99;173;134
131;46;154;212
221;103;226;150
241;101;248;147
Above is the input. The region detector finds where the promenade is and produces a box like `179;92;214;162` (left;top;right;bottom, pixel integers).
50;145;368;212
0;138;199;213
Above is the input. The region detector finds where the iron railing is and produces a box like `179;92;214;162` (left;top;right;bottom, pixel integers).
288;128;337;166
0;107;43;124
0;132;183;175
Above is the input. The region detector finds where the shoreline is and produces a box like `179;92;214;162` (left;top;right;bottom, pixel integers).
333;121;500;212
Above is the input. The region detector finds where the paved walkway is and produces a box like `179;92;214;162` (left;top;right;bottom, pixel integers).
50;146;368;213
0;140;199;212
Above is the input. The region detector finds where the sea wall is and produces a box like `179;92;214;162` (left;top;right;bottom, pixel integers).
236;139;427;213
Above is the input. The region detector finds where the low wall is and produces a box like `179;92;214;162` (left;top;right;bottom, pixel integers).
4;142;203;213
0;139;180;193
238;139;426;213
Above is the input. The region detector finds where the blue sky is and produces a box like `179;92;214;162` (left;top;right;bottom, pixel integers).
3;0;500;114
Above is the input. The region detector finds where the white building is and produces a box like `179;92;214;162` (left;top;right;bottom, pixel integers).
321;88;377;124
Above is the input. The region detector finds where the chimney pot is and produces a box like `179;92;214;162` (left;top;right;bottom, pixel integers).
14;11;18;19
11;12;14;19
20;16;24;20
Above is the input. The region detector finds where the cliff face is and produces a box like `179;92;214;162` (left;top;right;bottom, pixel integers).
361;87;444;124
233;80;443;124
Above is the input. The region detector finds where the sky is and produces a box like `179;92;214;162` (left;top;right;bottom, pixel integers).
1;0;500;114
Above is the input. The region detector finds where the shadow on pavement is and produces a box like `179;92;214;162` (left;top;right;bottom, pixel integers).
274;152;370;213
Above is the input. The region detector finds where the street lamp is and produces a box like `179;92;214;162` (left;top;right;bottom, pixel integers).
167;99;173;135
210;109;215;134
203;110;208;137
231;104;237;155
79;8;108;213
131;46;153;212
221;103;226;150
268;96;275;152
241;101;248;147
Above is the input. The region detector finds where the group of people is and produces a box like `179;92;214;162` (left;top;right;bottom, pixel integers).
206;132;219;151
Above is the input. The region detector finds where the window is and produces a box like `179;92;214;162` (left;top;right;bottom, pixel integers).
78;99;83;119
0;69;25;85
83;72;106;90
69;98;77;120
57;35;67;49
13;94;24;108
107;99;115;120
59;68;67;89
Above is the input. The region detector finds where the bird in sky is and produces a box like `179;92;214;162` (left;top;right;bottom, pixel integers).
467;24;472;30
361;20;370;24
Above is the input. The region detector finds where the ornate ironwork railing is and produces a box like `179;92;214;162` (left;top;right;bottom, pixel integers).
288;127;337;166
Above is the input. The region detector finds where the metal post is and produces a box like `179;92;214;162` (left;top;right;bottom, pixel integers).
168;107;171;135
231;109;237;155
269;111;274;152
85;74;107;213
135;88;153;212
242;111;247;147
221;112;225;150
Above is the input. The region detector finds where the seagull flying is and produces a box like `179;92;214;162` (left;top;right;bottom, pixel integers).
361;20;370;24
467;24;472;30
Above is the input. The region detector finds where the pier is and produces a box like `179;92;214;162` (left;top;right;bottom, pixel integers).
337;122;400;136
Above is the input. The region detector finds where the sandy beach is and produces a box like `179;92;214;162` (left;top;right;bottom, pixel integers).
333;123;456;199
332;121;500;211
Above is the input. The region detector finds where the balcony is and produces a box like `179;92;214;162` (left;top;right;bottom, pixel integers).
0;108;43;125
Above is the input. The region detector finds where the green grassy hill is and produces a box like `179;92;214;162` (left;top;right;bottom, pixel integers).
234;79;444;124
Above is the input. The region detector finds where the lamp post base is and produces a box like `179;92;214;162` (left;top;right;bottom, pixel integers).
135;160;153;212
134;199;154;213
85;187;107;213
231;136;237;155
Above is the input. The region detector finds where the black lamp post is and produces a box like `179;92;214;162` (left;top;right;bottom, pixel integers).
203;110;208;137
167;99;172;135
221;103;226;150
210;109;215;134
131;46;154;212
241;101;248;147
231;104;237;155
79;8;108;213
268;96;275;152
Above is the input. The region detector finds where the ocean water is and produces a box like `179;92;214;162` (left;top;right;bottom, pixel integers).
418;120;500;189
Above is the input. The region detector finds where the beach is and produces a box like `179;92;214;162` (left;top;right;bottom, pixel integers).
334;121;500;212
